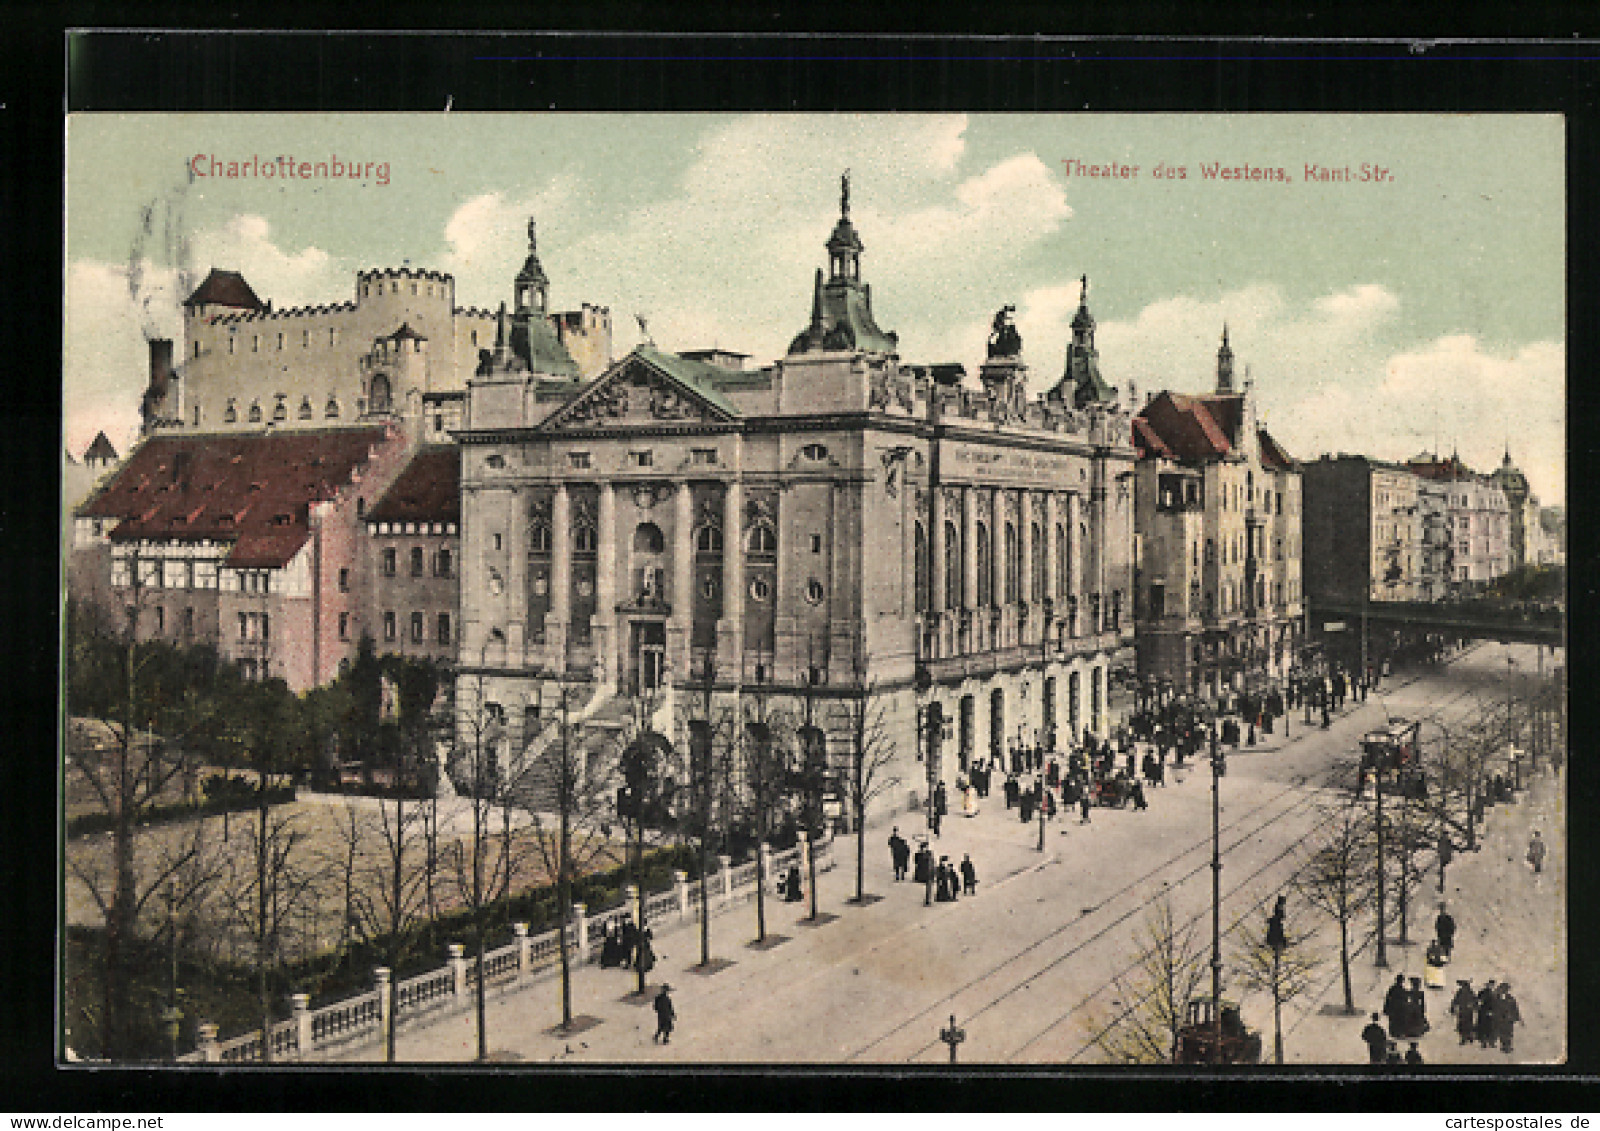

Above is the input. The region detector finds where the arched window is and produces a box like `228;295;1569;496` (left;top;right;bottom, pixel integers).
224;398;238;424
913;522;929;613
530;520;551;555
975;522;992;607
248;400;262;423
573;521;597;556
943;521;961;610
369;374;392;414
298;396;313;420
325;396;340;419
747;522;777;559
695;524;723;556
633;523;664;554
1030;522;1044;602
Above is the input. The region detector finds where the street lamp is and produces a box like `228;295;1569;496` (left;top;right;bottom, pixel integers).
1208;719;1224;1065
939;1014;967;1063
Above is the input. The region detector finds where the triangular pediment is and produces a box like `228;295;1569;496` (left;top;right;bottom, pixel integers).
536;350;740;431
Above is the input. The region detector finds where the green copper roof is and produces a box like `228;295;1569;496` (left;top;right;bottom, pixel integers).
634;344;742;417
512;310;580;379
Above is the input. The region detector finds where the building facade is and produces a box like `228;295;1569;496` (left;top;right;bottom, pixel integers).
361;445;462;667
1302;455;1426;605
73;424;414;690
1131;330;1303;698
1488;449;1540;574
455;180;1136;817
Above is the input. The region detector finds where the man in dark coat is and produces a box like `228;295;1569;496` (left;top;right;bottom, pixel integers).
620;916;639;969
934;782;949;819
1131;779;1148;811
1476;981;1498;1047
1435;904;1456;958
1496;983;1521;1053
913;841;933;886
1019;789;1034;824
1437;835;1454;892
1004;776;1020;810
1406;976;1428;1038
890;827;911;881
960;853;977;896
1450;980;1476;1045
1079;791;1092;824
1361;1013;1389;1064
1383;974;1408;1038
652;984;676;1044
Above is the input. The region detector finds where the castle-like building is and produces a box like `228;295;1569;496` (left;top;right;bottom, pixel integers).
456;176;1137;812
138;222;612;445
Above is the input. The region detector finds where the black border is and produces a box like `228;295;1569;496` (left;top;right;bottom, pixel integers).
8;13;1599;1113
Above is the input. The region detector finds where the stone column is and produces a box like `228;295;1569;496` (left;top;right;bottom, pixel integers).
671;482;695;678
506;490;526;659
719;479;745;665
962;486;978;609
1045;492;1061;609
374;967;392;1038
573;902;590;963
447;944;467;998
197;1022;220;1063
798;829;812;891
759;842;774;893
513;922;531;979
549;483;571;661
718;854;734;906
930;485;947;613
674;869;691;920
292;993;312;1058
596;482;617;685
626;883;642;928
991;488;1005;609
1066;492;1082;634
1019;491;1035;630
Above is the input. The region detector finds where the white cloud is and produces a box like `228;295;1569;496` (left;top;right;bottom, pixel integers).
439;179;580;309
188;214;343;306
63;260;160;459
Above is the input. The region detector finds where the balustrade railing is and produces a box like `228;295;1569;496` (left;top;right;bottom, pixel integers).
181;835;837;1063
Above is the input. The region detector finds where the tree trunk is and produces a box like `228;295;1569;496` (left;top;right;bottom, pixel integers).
698;839;711;965
558;798;572;1030
754;841;767;943
854;802;865;901
1272;948;1284;1064
473;799;487;1060
808;826;819;920
386;795;403;1062
257;781;272;1063
1339;908;1354;1014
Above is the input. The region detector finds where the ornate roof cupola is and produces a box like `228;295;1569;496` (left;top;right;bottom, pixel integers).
1049;275;1115;409
787;173;899;356
1215;324;1236;394
514;218;550;315
507;217;580;380
827;172;864;284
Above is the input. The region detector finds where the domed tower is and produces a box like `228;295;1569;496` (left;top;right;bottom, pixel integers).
787;173;899;356
508;218;579;381
1048;276;1115;410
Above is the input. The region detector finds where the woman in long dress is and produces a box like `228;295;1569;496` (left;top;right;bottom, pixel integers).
1424;941;1447;989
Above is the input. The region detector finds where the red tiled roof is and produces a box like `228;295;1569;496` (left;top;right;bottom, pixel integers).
366;446;460;524
1257;428;1296;471
184;268;265;311
77;427;393;569
1131;416;1176;460
1406;455;1471;481
1135;391;1233;462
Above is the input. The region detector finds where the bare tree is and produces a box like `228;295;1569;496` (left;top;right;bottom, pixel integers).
1293;801;1374;1016
835;682;900;904
686;650;736;965
1089;894;1209;1064
1233;904;1323;1065
522;681;619;1031
739;695;796;943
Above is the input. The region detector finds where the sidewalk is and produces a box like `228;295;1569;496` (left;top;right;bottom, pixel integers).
330;800;1057;1062
1281;761;1566;1066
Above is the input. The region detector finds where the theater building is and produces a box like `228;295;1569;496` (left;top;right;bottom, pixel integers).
1131;330;1304;699
455;177;1137;813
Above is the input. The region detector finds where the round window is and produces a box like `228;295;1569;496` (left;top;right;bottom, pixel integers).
805;579;825;605
749;577;771;602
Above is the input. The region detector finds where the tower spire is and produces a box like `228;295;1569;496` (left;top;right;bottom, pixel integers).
1216;323;1236;394
841;169;851;217
514;216;550;313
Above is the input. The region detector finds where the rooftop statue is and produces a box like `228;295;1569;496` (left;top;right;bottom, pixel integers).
987;304;1023;359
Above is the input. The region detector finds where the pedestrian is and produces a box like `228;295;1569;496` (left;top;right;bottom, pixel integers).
888;827;910;881
1385;1041;1403;1065
935;858;956;902
1434;904;1455;959
1496;983;1520;1054
1004;776;1020;810
784;863;804;903
652;984;675;1044
913;841;933;886
1131;779;1148;811
930;805;942;838
1437;834;1454;892
636;927;656;978
1079;791;1091;824
1019;789;1034;824
960;853;977;896
1407;976;1429;1036
1042;787;1057;820
934;781;949;820
600;922;622;968
1382;974;1408;1038
1424;941;1447;989
620;915;639;969
1361;1013;1389;1064
1476;981;1498;1048
1527;831;1547;874
1450;979;1476;1045
1405;1042;1424;1066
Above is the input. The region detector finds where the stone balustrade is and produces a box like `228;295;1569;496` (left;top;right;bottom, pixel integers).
180;835;835;1063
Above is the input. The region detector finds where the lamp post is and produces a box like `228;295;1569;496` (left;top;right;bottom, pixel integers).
1372;732;1389;970
1208;718;1224;1065
939;1014;967;1063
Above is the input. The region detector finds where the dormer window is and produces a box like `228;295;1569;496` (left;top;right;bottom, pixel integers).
801;443;829;462
224;398;238;424
326;396;340;418
248;401;263;423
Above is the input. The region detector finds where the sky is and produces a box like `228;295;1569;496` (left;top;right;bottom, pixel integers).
63;113;1565;503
